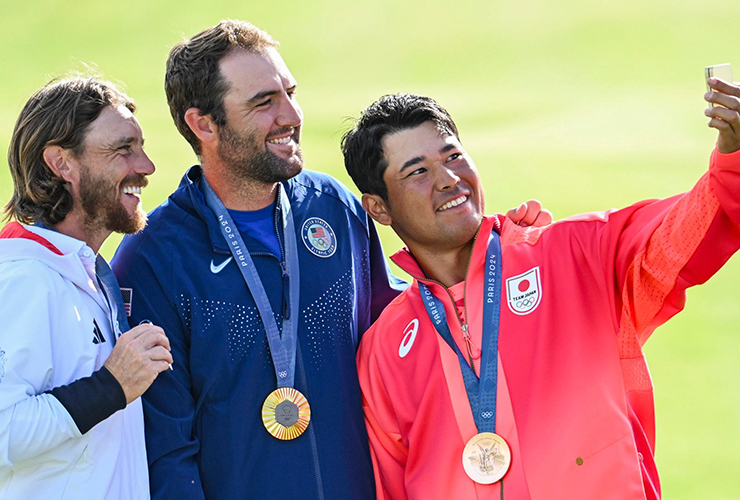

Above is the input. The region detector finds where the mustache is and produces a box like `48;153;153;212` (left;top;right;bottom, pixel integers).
265;127;296;141
120;174;149;189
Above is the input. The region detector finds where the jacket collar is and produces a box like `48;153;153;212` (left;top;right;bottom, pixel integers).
389;215;503;281
0;221;63;255
179;165;287;255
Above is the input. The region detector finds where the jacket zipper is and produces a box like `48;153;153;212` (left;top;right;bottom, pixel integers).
404;223;483;376
273;184;290;321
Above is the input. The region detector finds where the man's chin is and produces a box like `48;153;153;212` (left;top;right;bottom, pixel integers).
106;208;148;235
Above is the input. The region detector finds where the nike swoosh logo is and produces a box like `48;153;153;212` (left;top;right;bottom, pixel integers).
210;257;233;274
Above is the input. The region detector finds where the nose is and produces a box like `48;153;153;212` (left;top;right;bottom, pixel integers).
277;93;303;128
135;149;156;176
434;164;460;191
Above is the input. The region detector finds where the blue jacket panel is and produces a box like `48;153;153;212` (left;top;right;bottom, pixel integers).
112;167;404;500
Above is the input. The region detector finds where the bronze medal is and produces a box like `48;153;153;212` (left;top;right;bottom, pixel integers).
262;387;311;440
462;432;511;484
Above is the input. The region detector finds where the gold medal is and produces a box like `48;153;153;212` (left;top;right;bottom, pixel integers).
261;387;311;440
462;432;511;484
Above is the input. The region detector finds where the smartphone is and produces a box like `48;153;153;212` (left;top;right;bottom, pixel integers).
706;63;733;107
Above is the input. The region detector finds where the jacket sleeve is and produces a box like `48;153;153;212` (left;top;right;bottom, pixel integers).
603;148;740;352
0;263;82;466
356;330;409;500
112;238;206;500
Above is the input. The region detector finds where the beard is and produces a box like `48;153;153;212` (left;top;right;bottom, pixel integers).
217;122;304;184
78;163;148;235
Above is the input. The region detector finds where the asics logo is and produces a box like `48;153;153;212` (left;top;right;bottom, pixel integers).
210;257;233;274
398;319;419;358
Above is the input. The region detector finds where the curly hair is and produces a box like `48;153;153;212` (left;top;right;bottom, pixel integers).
4;77;135;225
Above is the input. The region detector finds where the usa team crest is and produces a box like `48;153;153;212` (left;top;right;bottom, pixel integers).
505;267;542;315
301;218;337;258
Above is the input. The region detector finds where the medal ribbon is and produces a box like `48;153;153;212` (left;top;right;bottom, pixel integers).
202;178;300;388
418;230;502;433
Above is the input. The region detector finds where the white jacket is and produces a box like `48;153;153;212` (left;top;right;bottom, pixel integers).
0;224;148;500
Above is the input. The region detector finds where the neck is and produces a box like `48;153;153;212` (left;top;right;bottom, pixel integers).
201;160;278;211
53;212;109;254
408;239;475;288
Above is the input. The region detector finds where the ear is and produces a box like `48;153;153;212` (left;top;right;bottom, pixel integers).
42;145;75;183
184;107;219;145
362;193;393;226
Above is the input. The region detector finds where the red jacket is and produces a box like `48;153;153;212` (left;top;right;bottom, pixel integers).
357;149;740;499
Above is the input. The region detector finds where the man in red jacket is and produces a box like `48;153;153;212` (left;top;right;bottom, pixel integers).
341;79;740;499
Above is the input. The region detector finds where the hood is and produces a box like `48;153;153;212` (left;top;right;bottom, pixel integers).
0;222;100;296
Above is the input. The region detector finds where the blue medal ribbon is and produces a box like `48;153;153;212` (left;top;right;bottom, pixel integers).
418;230;502;433
202;178;301;388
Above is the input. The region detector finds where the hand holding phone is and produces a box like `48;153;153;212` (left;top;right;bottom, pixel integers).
706;63;733;108
705;63;740;154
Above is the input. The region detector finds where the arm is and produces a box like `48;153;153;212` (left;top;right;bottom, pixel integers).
608;80;740;347
356;337;409;500
112;239;206;500
0;261;173;467
0;266;107;465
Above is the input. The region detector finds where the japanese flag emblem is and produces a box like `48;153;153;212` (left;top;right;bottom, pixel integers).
505;267;542;315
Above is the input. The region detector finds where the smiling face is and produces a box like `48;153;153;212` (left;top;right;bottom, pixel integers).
216;48;304;184
374;121;485;254
67;105;154;236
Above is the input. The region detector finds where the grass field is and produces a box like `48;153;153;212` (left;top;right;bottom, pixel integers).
2;0;740;497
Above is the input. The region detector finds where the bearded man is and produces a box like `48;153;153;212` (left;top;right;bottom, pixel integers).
111;20;549;500
0;77;172;499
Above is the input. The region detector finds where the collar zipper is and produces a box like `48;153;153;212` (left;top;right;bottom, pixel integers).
273;184;290;321
406;222;484;376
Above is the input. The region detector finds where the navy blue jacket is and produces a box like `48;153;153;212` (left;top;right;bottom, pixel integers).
112;167;404;500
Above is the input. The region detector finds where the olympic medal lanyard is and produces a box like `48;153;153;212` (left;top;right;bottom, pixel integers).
418;230;509;492
202;178;310;440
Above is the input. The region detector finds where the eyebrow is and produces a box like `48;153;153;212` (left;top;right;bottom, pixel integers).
106;136;139;149
246;84;297;106
247;89;280;105
398;143;457;173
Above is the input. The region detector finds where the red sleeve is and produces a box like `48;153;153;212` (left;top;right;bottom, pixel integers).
604;148;740;358
357;329;409;500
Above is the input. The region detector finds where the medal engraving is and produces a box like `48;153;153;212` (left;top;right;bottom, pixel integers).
462;432;511;484
275;400;300;427
262;387;311;440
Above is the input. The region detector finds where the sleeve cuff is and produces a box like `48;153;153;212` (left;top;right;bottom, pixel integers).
45;366;127;434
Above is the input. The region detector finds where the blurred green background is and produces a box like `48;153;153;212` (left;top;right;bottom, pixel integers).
2;0;739;497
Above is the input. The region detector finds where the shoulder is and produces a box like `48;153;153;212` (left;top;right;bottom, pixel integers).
358;290;418;365
115;188;204;266
287;170;368;229
0;257;59;291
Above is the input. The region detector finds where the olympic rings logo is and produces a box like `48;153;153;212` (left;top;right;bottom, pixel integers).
313;238;328;248
516;297;536;308
480;411;494;419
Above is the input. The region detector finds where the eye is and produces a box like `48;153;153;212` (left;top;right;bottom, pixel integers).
447;152;462;162
405;167;427;178
118;145;133;155
255;99;272;108
287;88;297;99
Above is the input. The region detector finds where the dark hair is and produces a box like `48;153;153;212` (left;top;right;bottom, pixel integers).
341;93;459;203
165;19;278;156
4;77;135;225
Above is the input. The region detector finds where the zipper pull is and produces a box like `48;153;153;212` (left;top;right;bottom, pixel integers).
281;262;290;320
461;323;477;377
